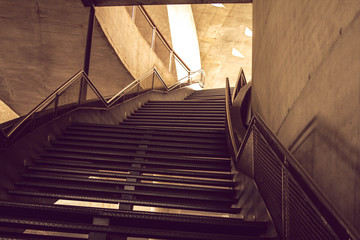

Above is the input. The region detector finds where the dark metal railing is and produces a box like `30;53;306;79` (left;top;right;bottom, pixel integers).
232;67;247;103
130;5;199;84
225;77;359;240
0;67;204;147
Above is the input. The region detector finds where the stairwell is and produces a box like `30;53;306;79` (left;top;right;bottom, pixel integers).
0;88;276;239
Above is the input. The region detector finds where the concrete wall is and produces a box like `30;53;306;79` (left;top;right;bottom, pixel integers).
143;5;173;49
252;0;360;232
192;4;252;89
95;6;179;87
0;0;133;116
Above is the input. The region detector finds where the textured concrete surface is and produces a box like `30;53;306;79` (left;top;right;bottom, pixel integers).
95;6;178;86
95;3;252;90
192;4;252;89
0;0;133;116
252;0;360;232
143;5;173;48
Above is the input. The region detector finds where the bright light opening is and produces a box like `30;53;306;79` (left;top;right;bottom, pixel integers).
211;3;225;8
167;5;201;80
232;48;245;58
245;27;253;37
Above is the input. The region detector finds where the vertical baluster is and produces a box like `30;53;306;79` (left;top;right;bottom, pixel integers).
53;93;59;118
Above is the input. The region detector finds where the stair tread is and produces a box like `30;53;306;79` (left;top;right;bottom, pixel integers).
128;115;225;120
43;146;230;163
64;130;226;144
57;135;227;150
20;173;234;193
0;200;265;227
51;140;229;157
123;118;225;124
40;154;230;171
27;166;234;187
34;160;233;179
131;112;225;117
70;122;225;134
0;215;270;240
120;121;225;128
17;180;235;202
9;190;240;213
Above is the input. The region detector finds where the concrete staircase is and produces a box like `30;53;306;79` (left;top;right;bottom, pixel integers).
0;89;275;239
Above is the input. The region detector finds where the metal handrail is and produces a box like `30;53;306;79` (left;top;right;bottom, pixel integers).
2;67;205;142
232;67;246;103
6;71;84;138
136;5;191;73
225;77;237;164
2;4;204;145
226;74;359;240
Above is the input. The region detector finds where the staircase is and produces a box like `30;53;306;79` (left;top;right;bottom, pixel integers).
0;89;274;239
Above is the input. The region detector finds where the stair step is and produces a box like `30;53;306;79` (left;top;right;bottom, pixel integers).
64;130;226;144
124;118;225;124
146;100;225;104
40;152;231;171
135;109;225;113
20;173;234;193
119;121;225;129
50;140;229;157
185;97;225;101
186;94;225;96
27;166;234;187
130;112;225;117
0;201;266;234
16;180;234;203
140;106;225;110
44;146;230;164
34;160;233;180
57;135;227;150
70;122;225;134
127;115;225;121
0;215;266;240
9;190;240;213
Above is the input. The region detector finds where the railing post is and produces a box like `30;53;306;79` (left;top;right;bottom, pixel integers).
282;156;289;239
151;72;155;90
78;77;86;104
169;51;173;72
53;93;59;118
151;27;156;49
132;6;136;21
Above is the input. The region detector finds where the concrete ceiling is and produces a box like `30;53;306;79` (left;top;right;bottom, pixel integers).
192;3;252;88
143;3;253;89
82;0;251;7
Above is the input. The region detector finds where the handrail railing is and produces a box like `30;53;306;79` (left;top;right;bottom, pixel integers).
225;77;359;240
136;5;191;73
0;4;207;147
1;67;205;146
225;77;237;165
232;67;247;103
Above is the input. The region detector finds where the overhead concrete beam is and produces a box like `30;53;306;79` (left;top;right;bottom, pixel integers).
82;0;251;7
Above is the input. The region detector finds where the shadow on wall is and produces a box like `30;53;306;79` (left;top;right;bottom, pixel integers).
288;116;360;231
